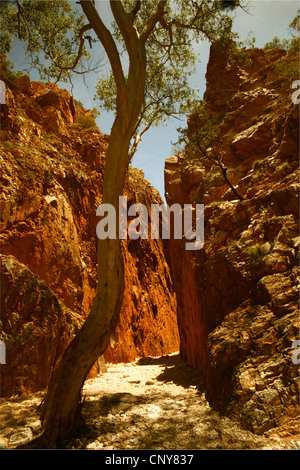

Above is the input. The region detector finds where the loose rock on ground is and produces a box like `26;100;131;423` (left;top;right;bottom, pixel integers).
0;353;299;450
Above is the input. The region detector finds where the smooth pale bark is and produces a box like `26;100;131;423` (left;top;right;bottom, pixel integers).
23;126;135;448
23;33;148;453
17;0;172;448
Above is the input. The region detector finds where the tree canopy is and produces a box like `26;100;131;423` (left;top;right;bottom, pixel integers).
1;0;242;157
0;0;97;81
94;0;240;156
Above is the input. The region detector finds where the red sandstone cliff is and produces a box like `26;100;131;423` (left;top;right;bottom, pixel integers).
105;169;179;363
165;43;299;436
0;74;179;396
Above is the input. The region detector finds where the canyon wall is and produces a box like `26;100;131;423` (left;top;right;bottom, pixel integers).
105;169;179;363
0;74;179;396
165;42;299;435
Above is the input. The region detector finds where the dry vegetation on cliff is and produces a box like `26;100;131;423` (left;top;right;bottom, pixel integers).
165;43;299;437
0;38;299;449
0;73;179;398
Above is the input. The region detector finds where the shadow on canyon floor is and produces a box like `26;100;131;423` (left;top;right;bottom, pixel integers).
1;353;294;450
74;354;274;450
80;390;267;450
136;353;206;392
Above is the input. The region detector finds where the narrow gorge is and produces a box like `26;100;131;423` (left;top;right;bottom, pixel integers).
0;72;179;396
0;40;299;449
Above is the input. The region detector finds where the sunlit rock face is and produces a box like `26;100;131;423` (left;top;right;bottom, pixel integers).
0;75;179;396
104;169;180;364
165;42;299;435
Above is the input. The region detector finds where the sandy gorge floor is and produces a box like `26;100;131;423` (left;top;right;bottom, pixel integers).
0;353;299;450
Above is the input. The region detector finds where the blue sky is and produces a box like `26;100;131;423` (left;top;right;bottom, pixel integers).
8;0;300;200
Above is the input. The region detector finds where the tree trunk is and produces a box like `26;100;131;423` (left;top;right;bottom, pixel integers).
22;119;135;448
221;165;244;202
18;2;148;445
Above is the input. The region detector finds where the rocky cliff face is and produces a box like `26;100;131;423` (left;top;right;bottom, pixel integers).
0;74;179;396
105;169;179;363
165;43;299;436
1;254;83;396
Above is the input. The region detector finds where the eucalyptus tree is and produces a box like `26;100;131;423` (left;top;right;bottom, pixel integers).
1;0;243;447
178;100;244;201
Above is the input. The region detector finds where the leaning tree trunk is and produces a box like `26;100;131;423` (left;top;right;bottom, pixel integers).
32;125;129;447
18;1;148;447
22;116;138;448
220;165;244;201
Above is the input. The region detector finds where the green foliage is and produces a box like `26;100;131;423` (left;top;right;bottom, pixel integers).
2;0;243;156
264;10;300;52
245;243;271;265
74;99;84;108
177;99;244;201
94;0;240;155
0;0;91;82
219;0;241;10
274;60;299;82
289;37;300;52
263;36;299;52
252;158;266;174
178;101;222;156
289;9;300;35
264;36;291;51
1;140;19;150
173;177;182;185
218;33;256;68
0;57;23;80
71;114;97;130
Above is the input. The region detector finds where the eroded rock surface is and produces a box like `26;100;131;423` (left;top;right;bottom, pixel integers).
1;354;298;450
165;43;299;436
0;75;179;396
0;254;82;396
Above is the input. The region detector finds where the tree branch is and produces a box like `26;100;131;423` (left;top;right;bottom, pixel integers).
194;133;244;201
129;107;161;160
140;0;167;42
110;0;139;57
130;0;141;24
15;0;33;46
79;0;126;93
157;1;219;43
51;24;92;72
